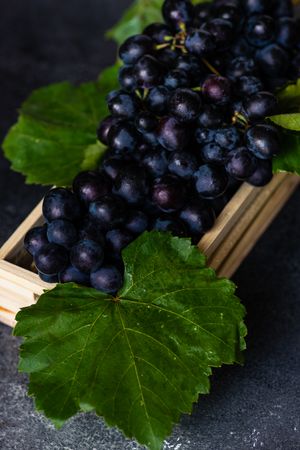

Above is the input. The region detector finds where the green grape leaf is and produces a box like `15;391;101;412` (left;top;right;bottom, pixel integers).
2;65;119;186
273;131;300;175
269;113;300;131
106;0;212;45
15;231;246;450
276;79;300;113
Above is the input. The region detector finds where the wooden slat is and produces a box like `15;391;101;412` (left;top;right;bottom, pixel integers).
0;306;16;328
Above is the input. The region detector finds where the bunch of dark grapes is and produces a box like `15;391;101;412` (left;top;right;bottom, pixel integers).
24;0;300;293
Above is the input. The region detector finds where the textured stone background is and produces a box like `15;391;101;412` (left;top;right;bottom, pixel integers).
0;1;299;449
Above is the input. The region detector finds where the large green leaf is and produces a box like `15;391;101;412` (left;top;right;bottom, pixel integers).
3;67;119;186
273;131;300;175
15;232;246;450
269;113;300;131
269;79;300;132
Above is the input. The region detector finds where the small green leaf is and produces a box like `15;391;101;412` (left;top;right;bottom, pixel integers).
276;78;300;113
273;131;300;175
269;113;300;131
3;66;119;186
15;232;246;450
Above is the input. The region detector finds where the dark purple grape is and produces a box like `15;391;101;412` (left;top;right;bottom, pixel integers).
193;2;211;24
146;85;170;115
24;226;48;256
119;34;154;65
200;143;228;165
107;91;139;119
79;219;106;246
277;18;298;49
179;202;215;236
243;91;278;121
236;76;264;97
108;122;139;153
70;239;104;273
169;88;201;122
197;104;226;128
214;126;240;149
164;69;190;89
157;117;190;151
89;194;127;230
215;3;240;23
168;151;198;179
125;210;149;235
153;216;187;237
102;156;131;181
34;243;69;275
245;15;275;48
195;127;216;145
185;29;216;56
202;18;234;48
73;171;112;204
133;55;163;88
106;229;135;255
162;0;194;31
59;266;90;285
194;164;228;199
202;75;231;105
38;272;59;283
142;148;169;177
135;112;158;132
174;54;204;80
143;23;172;44
152;174;187;212
226;56;257;79
47;219;78;249
246;124;280;160
43;188;81;222
113;166;149;204
225;148;257;180
156;47;179;67
118;66;138;92
243;0;270;15
256;44;289;76
97;116;122;145
231;37;254;57
90;265;123;294
247;159;273;186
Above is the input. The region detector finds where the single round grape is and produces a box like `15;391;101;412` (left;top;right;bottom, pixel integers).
164;69;190;89
34;243;69;275
24;225;48;256
179;202;215;236
195;127;216;145
43;188;81;222
200;143;228;165
197;104;226;128
125;210;149;235
118;66;137;93
162;0;194;31
73;171;112;204
245;15;275;48
146;85;170;115
247;159;273;186
194;164;228;199
168;151;198;179
102;156;132;181
142;148;169;177
202;18;234;48
119;34;154;65
133;55;163;88
256;44;289;76
157;117;190;151
106;229;135;255
226;56;257;79
47;219;78;249
202;75;231;105
174;54;204;80
108;122;139;153
59;266;90;285
90;265;123;294
97;116;122;145
113;166;149;205
107;91;140;119
214;126;240;149
152;174;187;212
38;272;59;283
246;124;280;160
79;219;106;246
277;17;298;49
70;239;104;273
135;112;158;132
225;148;257;180
243;91;278;121
89;194;127;230
169;88;201;122
153;216;187;237
185;29;216;56
156;47;179;67
236;76;264;97
143;23;172;44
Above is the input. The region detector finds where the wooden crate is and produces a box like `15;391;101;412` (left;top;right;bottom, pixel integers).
0;173;299;328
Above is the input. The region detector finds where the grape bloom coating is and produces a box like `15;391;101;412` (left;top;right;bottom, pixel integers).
25;0;299;293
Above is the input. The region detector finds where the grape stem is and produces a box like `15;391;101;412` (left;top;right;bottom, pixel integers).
201;58;221;76
155;43;170;50
232;111;248;126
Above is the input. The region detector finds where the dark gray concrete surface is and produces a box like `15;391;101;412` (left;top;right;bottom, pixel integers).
0;1;299;449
